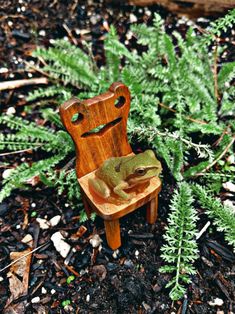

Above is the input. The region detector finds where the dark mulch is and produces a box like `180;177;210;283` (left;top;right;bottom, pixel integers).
0;1;235;313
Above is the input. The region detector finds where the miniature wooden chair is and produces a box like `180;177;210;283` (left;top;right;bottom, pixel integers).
59;82;161;250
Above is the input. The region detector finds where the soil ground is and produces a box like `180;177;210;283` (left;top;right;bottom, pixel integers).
0;1;234;313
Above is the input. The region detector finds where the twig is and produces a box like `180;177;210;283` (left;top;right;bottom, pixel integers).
158;103;208;125
213;43;220;103
196;221;211;240
0;77;48;91
196;135;235;175
24;61;51;78
63;23;78;45
0;242;49;273
0;148;37;157
212;125;229;147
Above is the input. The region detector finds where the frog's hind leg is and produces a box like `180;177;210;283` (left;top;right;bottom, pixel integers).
88;177;111;199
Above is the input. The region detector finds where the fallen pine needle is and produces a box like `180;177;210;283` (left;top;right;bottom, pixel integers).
0;242;48;273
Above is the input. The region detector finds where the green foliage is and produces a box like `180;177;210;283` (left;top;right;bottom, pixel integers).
160;183;198;300
0;115;73;202
192;184;235;250
202;9;235;45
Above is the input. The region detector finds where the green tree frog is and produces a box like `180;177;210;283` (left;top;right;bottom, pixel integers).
89;150;162;201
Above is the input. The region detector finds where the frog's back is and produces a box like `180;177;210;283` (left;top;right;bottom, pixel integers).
95;155;131;186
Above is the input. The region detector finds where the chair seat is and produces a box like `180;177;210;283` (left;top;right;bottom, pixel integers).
78;170;161;221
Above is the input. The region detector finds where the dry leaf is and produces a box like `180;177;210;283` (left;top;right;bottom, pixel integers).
4;248;32;313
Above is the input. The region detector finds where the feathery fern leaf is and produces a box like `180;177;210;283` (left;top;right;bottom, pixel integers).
160;183;198;300
192;184;235;250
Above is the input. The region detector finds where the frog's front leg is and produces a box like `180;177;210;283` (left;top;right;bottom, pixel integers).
89;177;111;199
113;181;133;200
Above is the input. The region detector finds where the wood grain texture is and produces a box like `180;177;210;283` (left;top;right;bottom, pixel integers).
59;82;132;177
78;172;161;220
146;196;158;224
104;219;121;250
60;82;162;249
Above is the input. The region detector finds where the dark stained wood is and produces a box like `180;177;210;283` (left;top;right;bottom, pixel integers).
59;82;132;178
78;172;161;221
146;196;158;224
60;82;162;250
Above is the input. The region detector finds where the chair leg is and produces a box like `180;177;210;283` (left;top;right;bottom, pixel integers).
82;195;93;218
104;219;121;250
146;194;158;224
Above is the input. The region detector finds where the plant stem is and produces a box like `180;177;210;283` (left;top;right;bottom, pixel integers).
158;103;208;125
195;135;235;176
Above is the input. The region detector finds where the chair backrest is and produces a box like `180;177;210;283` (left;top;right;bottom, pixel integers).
59;82;132;177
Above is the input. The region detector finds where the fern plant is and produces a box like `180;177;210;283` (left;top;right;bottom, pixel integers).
160;183;198;300
0;115;74;202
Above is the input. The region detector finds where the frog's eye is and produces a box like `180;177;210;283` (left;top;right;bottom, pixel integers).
135;168;147;176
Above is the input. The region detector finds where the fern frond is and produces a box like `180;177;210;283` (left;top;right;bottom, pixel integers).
160;183;198;300
192;184;235;250
0;152;66;202
27;85;72;102
218;62;235;92
33;40;97;88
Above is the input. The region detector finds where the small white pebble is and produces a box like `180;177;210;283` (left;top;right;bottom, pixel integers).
36;218;50;229
31;296;40;304
39;29;46;37
89;234;102;248
145;9;152;16
130;13;137;23
197;17;209;23
2;168;14;179
65;203;69;208
86;294;90;302
223;182;235;193
0;276;4;282
6;106;16;116
28;72;33;78
51;289;56;294
8;21;13;27
31;203;36;208
17;7;21;12
49;215;61;227
112;249;119;259
0;67;8;73
16;224;21;229
135;250;139;257
224;81;230;88
208;297;224;306
41;287;47;294
21;6;26;12
21;234;33;245
126;30;133;40
51;231;71;258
